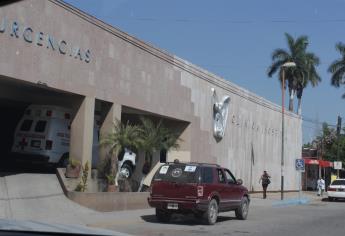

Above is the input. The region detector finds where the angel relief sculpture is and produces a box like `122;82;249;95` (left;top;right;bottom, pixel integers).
211;88;231;142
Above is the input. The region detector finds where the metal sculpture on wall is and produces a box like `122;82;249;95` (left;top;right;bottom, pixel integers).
211;88;231;142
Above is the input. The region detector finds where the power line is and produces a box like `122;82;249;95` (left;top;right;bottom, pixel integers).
107;16;345;24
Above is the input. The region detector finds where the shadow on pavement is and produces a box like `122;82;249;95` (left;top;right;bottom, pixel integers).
0;155;56;177
322;197;345;202
141;214;235;226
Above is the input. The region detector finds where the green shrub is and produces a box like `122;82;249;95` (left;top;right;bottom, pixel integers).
106;174;116;185
75;161;89;192
69;158;81;168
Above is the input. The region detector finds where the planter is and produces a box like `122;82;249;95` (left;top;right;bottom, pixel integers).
65;165;81;178
107;184;117;192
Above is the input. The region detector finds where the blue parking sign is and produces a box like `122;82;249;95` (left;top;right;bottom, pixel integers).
295;159;305;172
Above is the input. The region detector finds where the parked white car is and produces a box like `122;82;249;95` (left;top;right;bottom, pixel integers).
118;148;136;178
327;179;345;201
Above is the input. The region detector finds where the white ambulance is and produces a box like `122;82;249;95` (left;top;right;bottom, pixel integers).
11;104;137;176
11;105;72;166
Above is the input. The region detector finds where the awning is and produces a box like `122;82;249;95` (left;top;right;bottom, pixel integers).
320;160;333;167
303;158;333;167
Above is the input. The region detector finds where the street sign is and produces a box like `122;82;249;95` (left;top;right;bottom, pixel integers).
334;161;342;170
295;159;305;172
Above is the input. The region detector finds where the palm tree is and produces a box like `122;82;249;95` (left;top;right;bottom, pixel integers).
268;33;320;114
296;52;321;114
328;42;345;98
139;116;181;165
100;119;142;184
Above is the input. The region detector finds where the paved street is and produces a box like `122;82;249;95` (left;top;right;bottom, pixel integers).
89;193;345;236
1;173;344;236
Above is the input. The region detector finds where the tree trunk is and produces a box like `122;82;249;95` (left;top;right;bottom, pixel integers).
297;98;302;115
288;89;294;112
111;156;119;186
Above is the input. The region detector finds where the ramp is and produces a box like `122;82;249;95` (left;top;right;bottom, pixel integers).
0;173;95;224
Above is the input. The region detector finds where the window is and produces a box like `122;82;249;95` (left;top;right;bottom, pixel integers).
34;120;47;133
224;169;236;184
202;167;214;184
153;164;199;183
331;180;345;185
217;169;226;183
160;149;167;163
20;119;33;131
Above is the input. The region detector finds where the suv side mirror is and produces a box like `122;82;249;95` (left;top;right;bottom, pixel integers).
236;179;243;185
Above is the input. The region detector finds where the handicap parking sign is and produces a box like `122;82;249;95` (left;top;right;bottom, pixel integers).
295;159;305;172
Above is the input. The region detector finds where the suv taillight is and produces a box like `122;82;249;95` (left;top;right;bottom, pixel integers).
328;187;336;191
45;140;53;150
197;186;204;197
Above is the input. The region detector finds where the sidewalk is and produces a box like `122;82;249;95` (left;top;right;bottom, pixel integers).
250;191;324;207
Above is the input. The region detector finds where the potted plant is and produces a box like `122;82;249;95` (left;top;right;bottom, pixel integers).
106;174;116;192
137;117;181;191
100;119;142;186
139;117;181;163
65;158;81;178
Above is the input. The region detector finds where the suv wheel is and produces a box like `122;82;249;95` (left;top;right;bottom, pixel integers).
120;164;133;178
235;196;249;220
204;199;218;225
155;208;171;223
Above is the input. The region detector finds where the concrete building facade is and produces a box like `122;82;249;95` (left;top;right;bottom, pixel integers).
0;0;302;191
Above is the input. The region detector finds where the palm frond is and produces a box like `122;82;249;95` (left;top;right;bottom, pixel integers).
330;66;345;87
336;42;345;56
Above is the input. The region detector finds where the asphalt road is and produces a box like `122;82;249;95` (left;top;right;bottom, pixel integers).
1;170;343;236
92;197;345;236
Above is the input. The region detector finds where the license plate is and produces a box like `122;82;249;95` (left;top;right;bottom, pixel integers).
31;140;41;148
167;203;178;210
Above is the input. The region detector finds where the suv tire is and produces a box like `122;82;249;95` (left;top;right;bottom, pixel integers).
120;163;133;178
235;196;249;220
155;208;171;223
204;199;218;225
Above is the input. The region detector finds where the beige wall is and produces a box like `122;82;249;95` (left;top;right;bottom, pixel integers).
0;0;302;191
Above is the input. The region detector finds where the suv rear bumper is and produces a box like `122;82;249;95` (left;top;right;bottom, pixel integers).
148;196;209;212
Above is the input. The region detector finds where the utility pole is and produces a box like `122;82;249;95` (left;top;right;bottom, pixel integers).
336;115;342;178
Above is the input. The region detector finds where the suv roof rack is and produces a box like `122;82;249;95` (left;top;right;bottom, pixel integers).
165;161;220;167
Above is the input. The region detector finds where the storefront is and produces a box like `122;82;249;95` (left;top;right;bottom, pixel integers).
302;158;333;190
0;0;302;191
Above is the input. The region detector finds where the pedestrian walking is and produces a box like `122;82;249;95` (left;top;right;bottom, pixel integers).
317;177;325;197
259;171;271;199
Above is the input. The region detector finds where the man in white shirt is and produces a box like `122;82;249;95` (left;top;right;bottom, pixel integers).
317;177;325;197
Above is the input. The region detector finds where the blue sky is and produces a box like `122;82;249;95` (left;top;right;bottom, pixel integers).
65;0;345;144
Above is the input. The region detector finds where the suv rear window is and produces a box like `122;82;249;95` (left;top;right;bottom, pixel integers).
153;164;199;183
34;120;47;133
20;119;33;131
331;180;345;185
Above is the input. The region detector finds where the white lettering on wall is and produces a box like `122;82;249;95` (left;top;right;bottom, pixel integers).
0;16;91;63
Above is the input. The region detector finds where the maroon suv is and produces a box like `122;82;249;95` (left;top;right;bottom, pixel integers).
148;161;250;225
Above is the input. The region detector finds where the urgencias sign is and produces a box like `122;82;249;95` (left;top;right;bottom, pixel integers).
0;16;91;63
